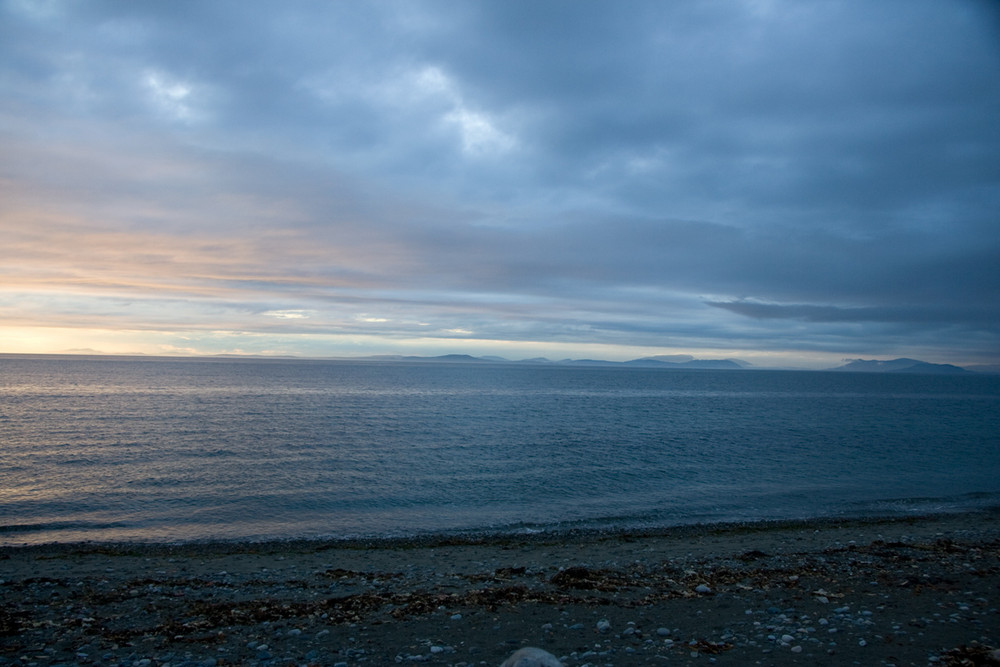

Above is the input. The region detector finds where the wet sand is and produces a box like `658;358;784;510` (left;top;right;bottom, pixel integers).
2;510;999;666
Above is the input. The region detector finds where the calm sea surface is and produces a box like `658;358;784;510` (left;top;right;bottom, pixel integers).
1;356;998;545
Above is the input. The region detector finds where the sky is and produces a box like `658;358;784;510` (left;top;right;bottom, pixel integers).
1;0;998;368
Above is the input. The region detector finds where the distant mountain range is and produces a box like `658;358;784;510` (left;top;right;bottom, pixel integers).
360;353;749;369
828;358;970;374
36;350;987;373
357;354;982;374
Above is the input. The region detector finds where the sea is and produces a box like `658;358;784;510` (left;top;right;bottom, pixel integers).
2;355;999;546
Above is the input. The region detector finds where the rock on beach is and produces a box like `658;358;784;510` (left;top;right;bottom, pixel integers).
500;646;564;667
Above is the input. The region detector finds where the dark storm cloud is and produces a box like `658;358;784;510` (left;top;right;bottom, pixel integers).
1;0;998;364
415;1;1000;208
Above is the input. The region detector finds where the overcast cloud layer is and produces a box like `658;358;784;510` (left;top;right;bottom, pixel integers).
1;0;998;367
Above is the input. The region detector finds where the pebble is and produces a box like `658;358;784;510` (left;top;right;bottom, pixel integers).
695;584;712;594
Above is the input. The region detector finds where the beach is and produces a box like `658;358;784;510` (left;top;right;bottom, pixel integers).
2;510;998;667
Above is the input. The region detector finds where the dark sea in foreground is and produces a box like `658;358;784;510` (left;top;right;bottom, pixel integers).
1;355;998;545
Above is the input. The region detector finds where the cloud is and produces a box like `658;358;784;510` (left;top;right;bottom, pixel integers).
1;0;998;366
707;300;998;328
263;310;312;320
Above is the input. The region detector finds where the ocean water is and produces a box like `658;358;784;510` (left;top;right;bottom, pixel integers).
1;355;998;545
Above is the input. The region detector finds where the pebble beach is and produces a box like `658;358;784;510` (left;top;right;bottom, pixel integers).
2;510;999;666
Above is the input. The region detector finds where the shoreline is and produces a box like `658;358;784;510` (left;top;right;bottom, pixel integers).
5;506;1000;554
2;509;998;665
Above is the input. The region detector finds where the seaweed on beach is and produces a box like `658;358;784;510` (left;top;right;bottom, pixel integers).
550;565;632;591
322;567;404;581
177;581;598;629
685;639;734;655
383;584;585;618
0;608;25;637
465;565;531;582
939;643;1000;666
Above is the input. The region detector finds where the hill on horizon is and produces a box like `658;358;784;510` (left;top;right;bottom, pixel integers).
354;354;979;374
829;358;969;374
357;354;750;369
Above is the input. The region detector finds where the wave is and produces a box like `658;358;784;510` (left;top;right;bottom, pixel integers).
836;491;1000;517
0;520;132;535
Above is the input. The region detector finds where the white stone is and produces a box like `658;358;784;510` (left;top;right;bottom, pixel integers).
499;647;564;667
695;584;712;594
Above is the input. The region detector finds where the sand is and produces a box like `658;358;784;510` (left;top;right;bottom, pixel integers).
2;510;999;666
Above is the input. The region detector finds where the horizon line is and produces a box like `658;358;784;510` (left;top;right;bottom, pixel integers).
1;350;993;374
